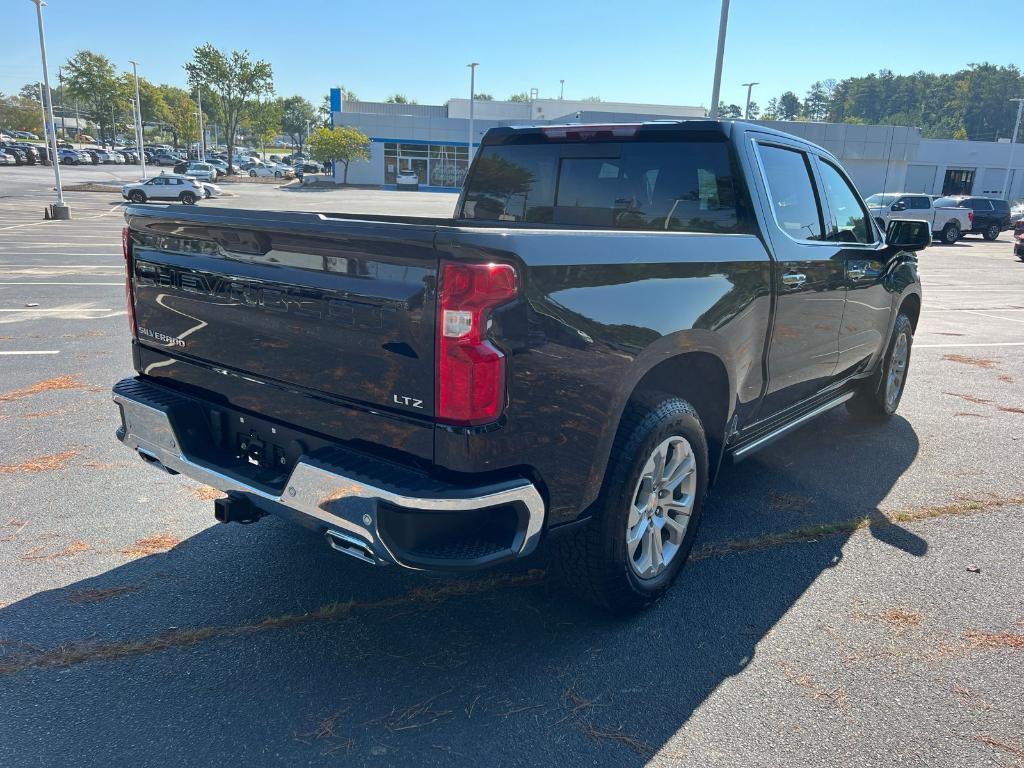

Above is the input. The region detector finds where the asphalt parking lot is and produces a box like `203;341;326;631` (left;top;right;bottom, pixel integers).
1;168;1023;767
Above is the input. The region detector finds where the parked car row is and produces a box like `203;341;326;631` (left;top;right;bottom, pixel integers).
866;192;1011;242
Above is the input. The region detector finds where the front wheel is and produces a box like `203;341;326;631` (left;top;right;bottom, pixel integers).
557;398;708;613
249;170;257;177
847;313;913;421
274;170;282;178
940;222;961;244
128;190;146;203
983;223;1000;241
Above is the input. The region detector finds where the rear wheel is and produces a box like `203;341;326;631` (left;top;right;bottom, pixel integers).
557;398;708;613
847;313;913;421
983;223;1000;241
274;170;282;178
179;191;197;205
249;170;257;177
941;222;960;244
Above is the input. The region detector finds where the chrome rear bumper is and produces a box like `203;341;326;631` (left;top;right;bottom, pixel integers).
112;378;545;569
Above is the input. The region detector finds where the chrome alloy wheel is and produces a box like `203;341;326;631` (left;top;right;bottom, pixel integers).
627;436;697;579
886;331;909;409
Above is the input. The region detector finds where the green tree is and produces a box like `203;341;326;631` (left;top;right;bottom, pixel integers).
0;95;43;134
307;125;370;184
184;45;273;172
245;98;283;154
385;93;416;104
162;88;199;148
508;92;530;102
280;95;317;152
762;97;779;120
717;102;742;119
776;91;802;120
747;100;761;119
803;81;829;121
474;93;494;101
581;96;602;102
62;50;130;143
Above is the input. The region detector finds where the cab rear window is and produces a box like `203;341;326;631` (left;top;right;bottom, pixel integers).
460;138;751;233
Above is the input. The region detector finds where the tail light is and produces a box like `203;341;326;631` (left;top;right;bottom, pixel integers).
122;227;137;339
437;262;518;425
968;211;974;224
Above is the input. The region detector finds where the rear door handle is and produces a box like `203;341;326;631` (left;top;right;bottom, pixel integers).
782;272;807;288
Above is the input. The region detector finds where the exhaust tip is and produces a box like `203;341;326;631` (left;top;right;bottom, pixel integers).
325;529;377;565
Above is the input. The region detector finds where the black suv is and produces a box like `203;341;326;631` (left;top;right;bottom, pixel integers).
0;142;38;165
933;195;1011;240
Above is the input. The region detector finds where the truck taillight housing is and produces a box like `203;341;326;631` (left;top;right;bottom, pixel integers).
122;227;137;339
437;262;517;426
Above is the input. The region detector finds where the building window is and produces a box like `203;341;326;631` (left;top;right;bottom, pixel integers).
383;142;468;187
942;168;974;196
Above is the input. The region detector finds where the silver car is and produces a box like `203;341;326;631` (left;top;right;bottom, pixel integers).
121;174;204;205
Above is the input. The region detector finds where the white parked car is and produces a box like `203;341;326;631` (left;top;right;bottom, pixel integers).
248;162;293;178
0;151;16;166
176;161;218;182
396;169;419;190
121;174;204;205
865;192;974;245
201;182;223;199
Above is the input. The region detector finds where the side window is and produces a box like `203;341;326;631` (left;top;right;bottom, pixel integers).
758;144;823;241
910;196;930;210
818;160;873;244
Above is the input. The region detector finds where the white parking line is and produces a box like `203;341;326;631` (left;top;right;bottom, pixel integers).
916;341;1024;348
962;310;1024;325
0;308;113;312
0;350;59;356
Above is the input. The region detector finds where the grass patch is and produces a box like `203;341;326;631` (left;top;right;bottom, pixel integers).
691;495;1024;561
942;354;997;369
0;375;83;402
64;585;142;605
120;533;182;558
0;450;77;475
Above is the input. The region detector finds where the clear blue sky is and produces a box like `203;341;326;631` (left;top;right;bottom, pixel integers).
4;0;1018;109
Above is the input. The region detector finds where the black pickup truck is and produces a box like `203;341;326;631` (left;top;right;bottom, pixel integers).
113;120;927;612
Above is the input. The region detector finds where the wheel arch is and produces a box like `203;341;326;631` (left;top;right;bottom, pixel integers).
898;291;921;332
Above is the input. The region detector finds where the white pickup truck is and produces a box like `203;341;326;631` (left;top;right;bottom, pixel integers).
866;192;974;245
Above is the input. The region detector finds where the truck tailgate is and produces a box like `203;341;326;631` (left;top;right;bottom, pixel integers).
126;207;439;420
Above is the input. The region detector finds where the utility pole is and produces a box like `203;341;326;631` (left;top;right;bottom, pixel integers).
708;0;730;120
467;62;478;162
560;79;564;100
1001;98;1024;201
128;61;147;179
58;66;66;139
741;82;759;119
31;0;68;217
36;83;48;156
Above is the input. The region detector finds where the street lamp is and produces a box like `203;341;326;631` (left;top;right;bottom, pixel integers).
128;60;147;179
1001;98;1024;202
560;79;565;100
195;86;205;161
467;62;478;162
708;0;731;120
30;0;68;218
741;82;759;119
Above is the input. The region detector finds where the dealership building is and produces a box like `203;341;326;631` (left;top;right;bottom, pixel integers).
328;87;1024;200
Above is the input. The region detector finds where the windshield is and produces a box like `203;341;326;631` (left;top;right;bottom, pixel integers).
865;194;898;206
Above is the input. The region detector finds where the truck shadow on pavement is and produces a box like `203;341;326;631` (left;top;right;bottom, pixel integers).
0;410;921;767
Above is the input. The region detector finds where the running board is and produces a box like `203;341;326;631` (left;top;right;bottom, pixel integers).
729;392;855;463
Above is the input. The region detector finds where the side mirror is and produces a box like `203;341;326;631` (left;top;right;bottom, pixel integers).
890;201;906;211
886;219;930;252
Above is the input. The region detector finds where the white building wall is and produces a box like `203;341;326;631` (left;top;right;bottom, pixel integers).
445;98;705;121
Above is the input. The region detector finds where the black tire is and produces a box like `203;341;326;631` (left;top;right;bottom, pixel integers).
274;170;282;178
940;222;960;244
179;192;197;205
557;397;708;613
249;170;257;177
847;313;913;421
983;223;1000;241
128;190;146;203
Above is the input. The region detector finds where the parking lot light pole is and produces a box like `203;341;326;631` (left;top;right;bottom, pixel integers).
1001;97;1024;201
195;87;205;161
30;0;68;218
708;0;730;120
467;62;478;162
36;83;48;157
129;60;147;179
741;82;759;119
